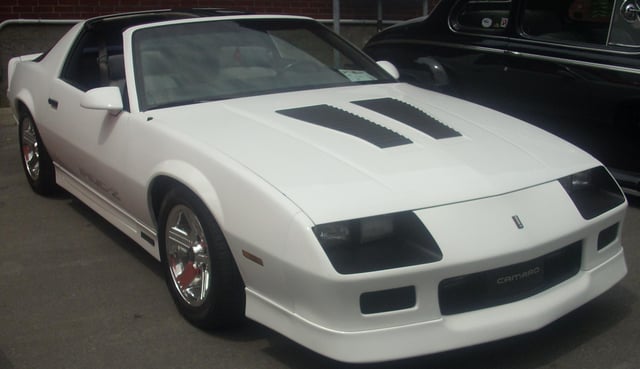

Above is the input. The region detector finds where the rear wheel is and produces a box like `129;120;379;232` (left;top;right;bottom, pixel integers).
18;112;56;195
158;187;245;329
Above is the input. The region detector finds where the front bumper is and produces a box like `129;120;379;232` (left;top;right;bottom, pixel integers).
245;180;628;363
246;247;625;362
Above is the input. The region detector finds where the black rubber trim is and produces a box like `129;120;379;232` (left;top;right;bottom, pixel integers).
439;242;582;315
277;104;412;148
352;98;461;139
360;286;416;314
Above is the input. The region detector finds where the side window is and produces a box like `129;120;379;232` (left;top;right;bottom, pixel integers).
451;0;513;34
60;30;103;91
521;0;614;45
60;27;124;91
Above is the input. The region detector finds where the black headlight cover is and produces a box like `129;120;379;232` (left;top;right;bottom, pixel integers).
313;212;442;274
559;166;625;220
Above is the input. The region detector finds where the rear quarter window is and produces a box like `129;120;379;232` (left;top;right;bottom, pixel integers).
520;0;613;45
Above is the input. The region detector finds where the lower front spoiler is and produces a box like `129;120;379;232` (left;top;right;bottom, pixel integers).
245;248;627;363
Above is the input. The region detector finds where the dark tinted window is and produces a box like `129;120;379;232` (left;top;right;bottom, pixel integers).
451;0;512;34
521;0;613;45
60;28;123;91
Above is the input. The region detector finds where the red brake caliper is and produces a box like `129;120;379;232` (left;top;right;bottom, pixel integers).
176;261;199;289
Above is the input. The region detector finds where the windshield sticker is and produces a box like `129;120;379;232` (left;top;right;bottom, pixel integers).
339;69;377;82
481;18;493;28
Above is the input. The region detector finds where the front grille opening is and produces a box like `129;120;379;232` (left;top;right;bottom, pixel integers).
360;286;416;314
597;223;619;250
438;242;582;315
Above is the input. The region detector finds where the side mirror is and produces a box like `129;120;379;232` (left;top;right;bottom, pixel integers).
376;60;400;80
81;86;123;115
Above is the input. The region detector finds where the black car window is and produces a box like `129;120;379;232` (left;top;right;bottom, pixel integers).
451;0;513;35
521;0;613;45
60;28;123;91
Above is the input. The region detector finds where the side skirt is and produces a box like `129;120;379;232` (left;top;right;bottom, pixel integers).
54;163;160;261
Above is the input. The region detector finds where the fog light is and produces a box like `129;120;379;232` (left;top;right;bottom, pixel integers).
360;286;416;314
597;223;619;250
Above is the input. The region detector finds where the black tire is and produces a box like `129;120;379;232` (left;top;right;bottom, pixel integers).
158;186;245;329
18;112;56;196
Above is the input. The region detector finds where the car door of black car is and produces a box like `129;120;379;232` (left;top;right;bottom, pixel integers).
442;0;515;103
501;0;640;187
365;0;513;98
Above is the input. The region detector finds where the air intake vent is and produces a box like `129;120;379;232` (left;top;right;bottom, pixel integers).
353;98;461;139
439;242;582;315
277;104;412;148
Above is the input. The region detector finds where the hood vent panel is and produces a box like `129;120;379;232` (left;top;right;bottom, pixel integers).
353;98;462;140
277;104;412;148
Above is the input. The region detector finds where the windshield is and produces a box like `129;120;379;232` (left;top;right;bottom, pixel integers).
132;18;394;110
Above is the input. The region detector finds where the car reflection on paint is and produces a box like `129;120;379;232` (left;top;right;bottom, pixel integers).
365;0;640;195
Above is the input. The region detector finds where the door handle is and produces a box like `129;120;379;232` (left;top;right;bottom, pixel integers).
48;98;59;109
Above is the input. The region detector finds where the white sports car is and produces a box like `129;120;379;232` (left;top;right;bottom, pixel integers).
6;9;628;363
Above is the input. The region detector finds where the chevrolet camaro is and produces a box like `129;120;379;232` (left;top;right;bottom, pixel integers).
6;9;628;363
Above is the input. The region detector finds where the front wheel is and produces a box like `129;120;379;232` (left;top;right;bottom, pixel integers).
158;187;245;329
18;112;56;195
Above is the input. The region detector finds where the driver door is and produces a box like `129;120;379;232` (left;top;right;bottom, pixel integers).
43;27;133;207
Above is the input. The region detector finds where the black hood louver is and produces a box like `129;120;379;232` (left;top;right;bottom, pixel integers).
353;98;461;139
277;104;412;148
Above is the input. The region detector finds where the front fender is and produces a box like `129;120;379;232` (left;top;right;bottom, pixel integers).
148;160;225;228
414;56;450;87
147;156;305;314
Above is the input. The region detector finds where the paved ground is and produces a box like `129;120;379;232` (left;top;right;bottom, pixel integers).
0;107;638;369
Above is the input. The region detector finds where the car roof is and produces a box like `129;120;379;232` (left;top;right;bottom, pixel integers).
85;9;251;32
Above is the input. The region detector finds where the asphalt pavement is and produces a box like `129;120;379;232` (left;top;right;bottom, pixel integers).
0;107;638;369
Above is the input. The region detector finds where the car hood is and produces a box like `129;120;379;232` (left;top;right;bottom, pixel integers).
150;83;597;224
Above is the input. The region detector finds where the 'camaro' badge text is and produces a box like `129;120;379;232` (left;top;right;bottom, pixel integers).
496;266;542;285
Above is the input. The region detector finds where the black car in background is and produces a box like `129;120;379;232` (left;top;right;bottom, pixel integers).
365;0;640;195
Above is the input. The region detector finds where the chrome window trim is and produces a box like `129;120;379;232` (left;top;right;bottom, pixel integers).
447;0;640;55
503;49;640;75
368;38;640;76
368;38;507;56
513;35;640;55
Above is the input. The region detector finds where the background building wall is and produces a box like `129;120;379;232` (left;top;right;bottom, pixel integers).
0;0;437;23
1;0;440;107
